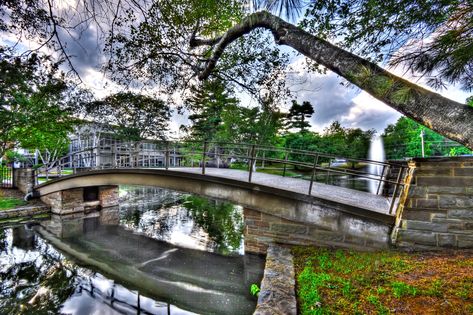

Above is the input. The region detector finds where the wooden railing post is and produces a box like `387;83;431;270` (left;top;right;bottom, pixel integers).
308;154;319;195
202;141;207;175
248;144;256;183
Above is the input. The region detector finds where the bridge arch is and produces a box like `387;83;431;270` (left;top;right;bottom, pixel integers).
35;168;394;250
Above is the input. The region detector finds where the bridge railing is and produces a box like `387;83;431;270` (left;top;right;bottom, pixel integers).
35;140;408;215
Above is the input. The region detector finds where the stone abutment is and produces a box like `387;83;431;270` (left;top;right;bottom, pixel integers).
394;157;473;249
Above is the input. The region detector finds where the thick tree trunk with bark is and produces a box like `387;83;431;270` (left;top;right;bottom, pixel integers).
192;11;473;149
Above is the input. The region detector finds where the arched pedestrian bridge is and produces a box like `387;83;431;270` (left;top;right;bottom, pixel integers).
31;141;410;252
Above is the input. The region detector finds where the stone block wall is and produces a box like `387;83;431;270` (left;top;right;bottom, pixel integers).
244;207;392;254
13;168;35;194
99;186;120;208
395;157;473;249
40;186;119;215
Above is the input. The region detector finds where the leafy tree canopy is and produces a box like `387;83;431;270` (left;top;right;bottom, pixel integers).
0;54;79;160
182;78;285;145
383;116;471;159
182;79;238;142
1;1;472;148
281;121;374;160
218;96;285;145
83;92;171;141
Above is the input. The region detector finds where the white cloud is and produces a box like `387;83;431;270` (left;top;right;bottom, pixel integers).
341;92;401;132
283;55;470;134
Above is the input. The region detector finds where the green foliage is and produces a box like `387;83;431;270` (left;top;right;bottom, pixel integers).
383;116;471;159
292;247;437;314
390;281;417;298
219;97;285;145
366;294;389;314
297;265;326;314
467;96;473;107
182;79;238;142
183;79;286;146
250;283;260;296
106;0;289;100
0;197;27;210
424;279;444;297
0;55;78;159
281;121;374;161
3;151;26;164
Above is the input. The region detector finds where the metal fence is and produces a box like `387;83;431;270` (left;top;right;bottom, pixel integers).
36;140;408;214
0;164;14;188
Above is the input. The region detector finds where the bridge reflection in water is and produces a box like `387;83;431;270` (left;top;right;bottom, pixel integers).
1;186;265;315
37;186;264;314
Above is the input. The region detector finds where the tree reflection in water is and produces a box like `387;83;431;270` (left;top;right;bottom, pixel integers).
182;195;244;255
118;186;245;255
0;226;76;314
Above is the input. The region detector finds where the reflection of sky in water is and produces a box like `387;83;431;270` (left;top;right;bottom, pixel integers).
0;227;196;315
119;186;244;255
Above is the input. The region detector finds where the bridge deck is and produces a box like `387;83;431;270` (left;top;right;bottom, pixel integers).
170;168;394;216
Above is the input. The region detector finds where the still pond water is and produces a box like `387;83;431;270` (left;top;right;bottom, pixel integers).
0;186;265;315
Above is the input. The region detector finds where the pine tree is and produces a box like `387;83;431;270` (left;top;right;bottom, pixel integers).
183;79;238;141
286;100;314;133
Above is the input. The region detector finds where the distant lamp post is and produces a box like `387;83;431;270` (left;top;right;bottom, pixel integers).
420;129;425;157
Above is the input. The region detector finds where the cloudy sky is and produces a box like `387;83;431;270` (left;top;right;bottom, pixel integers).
284;56;471;134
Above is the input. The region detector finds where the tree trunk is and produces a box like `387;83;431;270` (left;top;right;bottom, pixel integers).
195;11;473;149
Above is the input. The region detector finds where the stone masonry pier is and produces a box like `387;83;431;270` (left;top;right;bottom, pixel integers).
40;186;119;215
394;157;473;249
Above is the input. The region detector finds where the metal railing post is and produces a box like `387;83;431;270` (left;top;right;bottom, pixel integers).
389;167;404;214
248;144;256;183
376;164;387;195
165;141;169;170
72;153;76;174
282;151;289;177
308;154;319;195
202;141;207;175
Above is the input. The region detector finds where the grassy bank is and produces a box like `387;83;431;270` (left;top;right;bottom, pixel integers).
0;197;26;210
293;246;473;314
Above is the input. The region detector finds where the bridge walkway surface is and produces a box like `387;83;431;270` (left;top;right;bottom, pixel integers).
168;167;393;216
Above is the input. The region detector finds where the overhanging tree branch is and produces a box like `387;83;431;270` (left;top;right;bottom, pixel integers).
192;11;473;149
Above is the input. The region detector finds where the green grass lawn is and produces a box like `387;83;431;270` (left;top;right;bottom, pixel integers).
293;246;473;314
0;197;27;210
